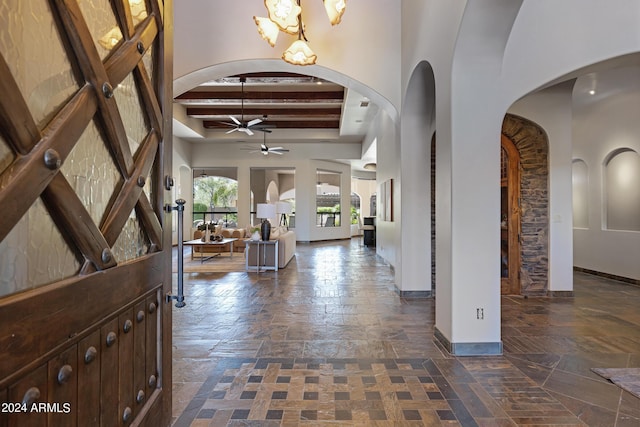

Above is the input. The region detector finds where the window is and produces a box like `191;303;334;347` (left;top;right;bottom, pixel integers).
193;168;238;228
316;170;341;227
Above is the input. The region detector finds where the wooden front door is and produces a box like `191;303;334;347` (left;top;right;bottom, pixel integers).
500;135;521;295
0;1;173;426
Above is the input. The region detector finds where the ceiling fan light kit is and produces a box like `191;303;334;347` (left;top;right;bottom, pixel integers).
255;0;347;66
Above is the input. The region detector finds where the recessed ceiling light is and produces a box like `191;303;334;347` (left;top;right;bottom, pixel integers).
589;90;595;95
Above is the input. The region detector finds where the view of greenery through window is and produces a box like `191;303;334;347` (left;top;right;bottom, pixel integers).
193;176;238;225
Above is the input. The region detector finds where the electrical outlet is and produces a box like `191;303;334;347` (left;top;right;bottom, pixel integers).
476;308;484;320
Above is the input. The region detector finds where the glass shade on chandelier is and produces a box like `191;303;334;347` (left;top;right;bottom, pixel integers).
254;16;280;47
264;0;301;34
283;40;317;66
323;0;346;25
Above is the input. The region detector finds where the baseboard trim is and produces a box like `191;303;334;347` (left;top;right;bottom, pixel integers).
547;290;574;297
434;327;503;356
574;267;640;286
396;289;432;298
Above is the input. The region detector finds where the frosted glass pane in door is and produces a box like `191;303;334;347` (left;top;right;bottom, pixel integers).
78;0;121;58
0;199;80;298
114;72;150;156
112;209;150;263
0;0;79;129
61;120;122;225
0;134;14;174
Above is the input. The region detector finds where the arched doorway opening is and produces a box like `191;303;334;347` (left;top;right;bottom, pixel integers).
502;114;550;295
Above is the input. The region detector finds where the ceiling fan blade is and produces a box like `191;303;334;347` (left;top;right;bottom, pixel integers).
244;128;254;136
270;150;284;155
247;118;262;127
229;115;241;125
270;146;286;151
215;121;236;127
226;128;238;134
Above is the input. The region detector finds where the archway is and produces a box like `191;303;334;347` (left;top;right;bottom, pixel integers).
399;60;436;295
502;114;549;295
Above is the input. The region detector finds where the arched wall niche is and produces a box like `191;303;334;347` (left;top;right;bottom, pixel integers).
502;114;549;295
604;148;640;232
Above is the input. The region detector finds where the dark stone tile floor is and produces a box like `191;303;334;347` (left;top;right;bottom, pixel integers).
171;239;640;426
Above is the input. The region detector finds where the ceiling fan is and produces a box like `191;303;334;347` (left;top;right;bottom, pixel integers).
243;133;290;156
217;77;263;136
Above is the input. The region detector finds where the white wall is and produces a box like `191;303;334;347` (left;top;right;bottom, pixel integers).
373;110;399;269
572;69;640;280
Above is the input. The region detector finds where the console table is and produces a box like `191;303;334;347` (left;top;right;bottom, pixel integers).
245;240;279;272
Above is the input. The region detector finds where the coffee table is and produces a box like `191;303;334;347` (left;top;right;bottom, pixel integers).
183;238;238;263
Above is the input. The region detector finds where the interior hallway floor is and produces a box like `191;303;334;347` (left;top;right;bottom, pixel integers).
171;239;640;426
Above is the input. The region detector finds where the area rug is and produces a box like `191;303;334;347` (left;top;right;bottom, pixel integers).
172;251;247;273
591;368;640;398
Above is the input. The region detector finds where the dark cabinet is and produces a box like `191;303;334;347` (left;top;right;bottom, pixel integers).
363;217;376;246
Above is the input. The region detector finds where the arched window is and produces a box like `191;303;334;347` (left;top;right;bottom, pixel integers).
605;149;640;231
572;159;589;229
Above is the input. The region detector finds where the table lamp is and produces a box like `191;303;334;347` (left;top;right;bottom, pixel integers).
256;203;276;241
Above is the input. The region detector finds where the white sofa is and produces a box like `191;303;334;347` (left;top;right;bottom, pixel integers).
246;230;296;269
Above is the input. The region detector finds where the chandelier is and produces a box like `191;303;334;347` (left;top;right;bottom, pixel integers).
254;0;347;66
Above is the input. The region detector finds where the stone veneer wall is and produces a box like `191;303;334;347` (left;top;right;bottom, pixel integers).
502;114;549;295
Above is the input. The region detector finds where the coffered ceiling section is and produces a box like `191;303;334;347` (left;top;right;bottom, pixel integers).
173;72;377;143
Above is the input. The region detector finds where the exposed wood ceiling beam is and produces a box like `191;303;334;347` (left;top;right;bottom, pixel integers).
203;120;340;129
186;107;342;117
175;90;344;103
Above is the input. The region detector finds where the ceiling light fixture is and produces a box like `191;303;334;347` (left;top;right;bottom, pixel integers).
254;0;347;66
